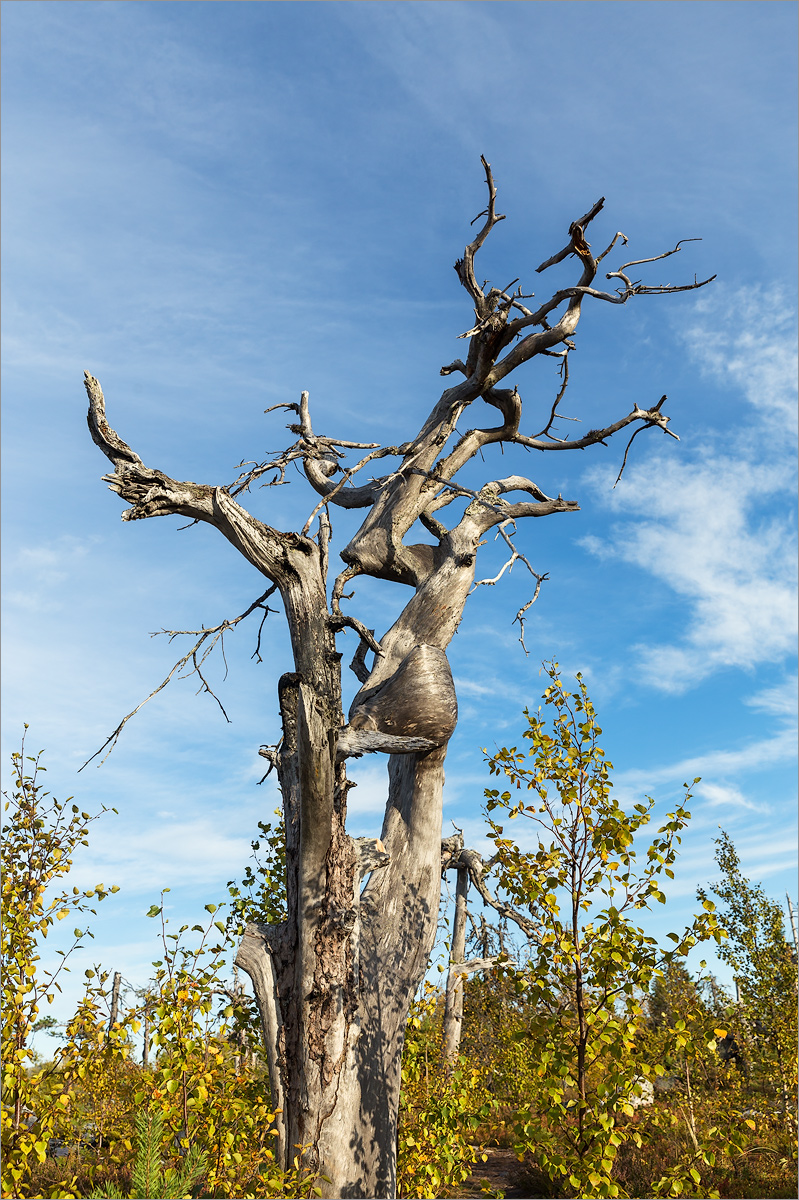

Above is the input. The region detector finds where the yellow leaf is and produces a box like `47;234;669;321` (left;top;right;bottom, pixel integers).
713;1028;727;1038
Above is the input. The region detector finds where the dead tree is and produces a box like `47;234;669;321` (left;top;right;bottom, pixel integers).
84;158;712;1199
441;837;534;1064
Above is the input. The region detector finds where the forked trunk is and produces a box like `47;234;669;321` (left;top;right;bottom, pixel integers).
237;732;447;1198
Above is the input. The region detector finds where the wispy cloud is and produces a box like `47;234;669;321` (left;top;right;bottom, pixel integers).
582;453;797;690
581;283;798;693
611;721;796;813
67;816;252;895
677;285;798;425
743;676;798;718
3;535;101;613
693;780;763;813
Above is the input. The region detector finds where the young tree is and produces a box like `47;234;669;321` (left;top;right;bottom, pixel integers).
699;832;798;1112
479;666;727;1198
83;159;712;1198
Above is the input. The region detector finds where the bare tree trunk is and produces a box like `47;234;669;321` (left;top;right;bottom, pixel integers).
83;157;711;1197
443;866;469;1065
142;1003;150;1070
107;971;121;1041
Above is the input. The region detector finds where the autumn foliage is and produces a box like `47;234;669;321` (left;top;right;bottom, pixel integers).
3;680;796;1199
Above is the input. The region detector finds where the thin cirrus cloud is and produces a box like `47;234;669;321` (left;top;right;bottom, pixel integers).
610;719;796;816
744;677;799;717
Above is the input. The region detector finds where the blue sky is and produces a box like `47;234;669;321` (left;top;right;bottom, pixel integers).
2;1;797;1039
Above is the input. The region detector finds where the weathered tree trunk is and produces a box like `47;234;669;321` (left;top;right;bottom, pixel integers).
84;158;711;1197
442;866;469;1065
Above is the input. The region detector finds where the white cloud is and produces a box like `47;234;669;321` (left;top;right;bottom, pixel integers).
693;780;762;813
678;285;798;425
743;676;798;718
582;452;796;691
453;677;499;698
581;283;797;692
68;816;251;895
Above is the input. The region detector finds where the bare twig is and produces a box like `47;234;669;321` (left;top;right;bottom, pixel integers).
454;155;506;309
230;392;381;497
513;395;679;456
513;580;546;657
532;350;573;440
79;586;278;770
614;238;701;274
469;520;548;653
595;231;629;266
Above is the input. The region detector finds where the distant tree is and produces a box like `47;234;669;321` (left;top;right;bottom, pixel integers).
648;963;698;1030
698;831;798;1111
84;159;712;1198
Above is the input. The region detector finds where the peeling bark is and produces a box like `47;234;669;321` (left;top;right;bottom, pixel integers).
84;159;711;1197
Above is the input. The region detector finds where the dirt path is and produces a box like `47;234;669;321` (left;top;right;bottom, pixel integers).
455;1147;543;1199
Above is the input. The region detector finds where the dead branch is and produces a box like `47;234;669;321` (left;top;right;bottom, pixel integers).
317;510;331;589
454;155;506;310
336;727;440;760
535;197;606;273
610;237;702;276
231;393;382;498
487;268;715;386
612;396;676;485
532;350;572;440
328;612;383;657
348;629;376;684
513;396;678;455
470;519;546;593
257;737;284;784
455;847;539;941
441;831;465;874
301;444;404;535
514;578;546;657
595;231;629;266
